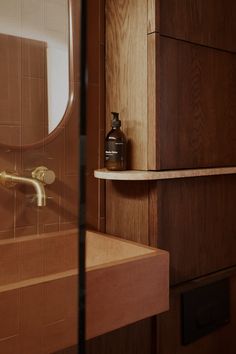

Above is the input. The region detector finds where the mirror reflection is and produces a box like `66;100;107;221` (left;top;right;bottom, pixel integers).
0;0;69;146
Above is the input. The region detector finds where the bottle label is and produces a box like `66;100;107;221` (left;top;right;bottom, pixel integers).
105;141;125;161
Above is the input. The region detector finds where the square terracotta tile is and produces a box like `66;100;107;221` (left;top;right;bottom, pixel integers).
19;284;44;331
60;175;78;224
15;187;38;232
59;222;77;231
0;187;15;232
42;223;59;234
43;275;78;326
42;317;77;354
0;126;21;146
15;225;37;238
19;284;44;354
45;131;65;180
19;327;43;354
21;38;46;79
21;76;47;145
21;147;46;172
0;290;20;340
42;320;66;354
0;335;19;354
0;34;21;127
43;233;77;274
37;189;60;232
19;238;44;280
0;243;20;285
0;229;14;240
21;124;46;146
64;233;78;270
43;235;66;274
43;278;68;325
63;276;78;318
0;148;16;171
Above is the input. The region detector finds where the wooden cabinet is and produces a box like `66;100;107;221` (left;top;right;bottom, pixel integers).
106;0;149;170
160;0;236;53
91;1;236;354
158;273;236;354
156;175;236;285
158;37;236;169
106;0;236;170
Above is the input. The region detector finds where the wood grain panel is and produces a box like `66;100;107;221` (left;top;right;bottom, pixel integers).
106;0;148;170
87;319;153;354
158;274;236;354
160;0;236;52
159;36;236;169
148;181;159;247
147;33;159;169
157;175;236;285
86;0;105;231
106;181;149;244
100;180;153;353
147;0;160;34
55;346;78;354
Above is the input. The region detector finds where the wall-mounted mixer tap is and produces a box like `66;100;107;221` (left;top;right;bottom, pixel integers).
0;166;56;207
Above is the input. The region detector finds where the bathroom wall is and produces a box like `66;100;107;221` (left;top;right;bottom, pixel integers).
0;0;106;352
0;0;104;237
0;0;69;132
0;33;48;145
0;0;79;239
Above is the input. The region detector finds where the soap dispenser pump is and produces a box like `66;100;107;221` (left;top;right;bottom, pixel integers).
105;112;127;171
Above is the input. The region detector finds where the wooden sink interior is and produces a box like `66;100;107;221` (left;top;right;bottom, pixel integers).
86;230;156;268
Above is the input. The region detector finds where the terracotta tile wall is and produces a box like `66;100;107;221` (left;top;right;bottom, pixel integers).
0;0;105;239
0;274;78;354
0;0;80;239
0;33;48;146
0;0;104;351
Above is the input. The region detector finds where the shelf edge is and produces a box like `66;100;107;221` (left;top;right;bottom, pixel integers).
94;167;236;181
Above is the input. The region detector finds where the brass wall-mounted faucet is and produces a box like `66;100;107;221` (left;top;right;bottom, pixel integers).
0;166;56;207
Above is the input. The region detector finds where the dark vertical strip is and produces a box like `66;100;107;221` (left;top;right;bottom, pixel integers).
79;0;87;353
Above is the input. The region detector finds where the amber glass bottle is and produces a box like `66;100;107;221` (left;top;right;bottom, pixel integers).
105;112;127;170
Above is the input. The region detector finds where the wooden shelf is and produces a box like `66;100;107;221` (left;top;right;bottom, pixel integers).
94;167;236;181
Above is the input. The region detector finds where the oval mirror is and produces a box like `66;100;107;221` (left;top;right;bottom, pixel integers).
0;0;73;148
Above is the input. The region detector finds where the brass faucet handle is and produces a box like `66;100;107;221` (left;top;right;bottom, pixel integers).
32;166;56;185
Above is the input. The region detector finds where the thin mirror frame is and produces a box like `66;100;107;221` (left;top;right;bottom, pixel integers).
0;0;75;150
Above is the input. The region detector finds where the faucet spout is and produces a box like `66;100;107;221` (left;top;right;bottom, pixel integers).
0;171;47;207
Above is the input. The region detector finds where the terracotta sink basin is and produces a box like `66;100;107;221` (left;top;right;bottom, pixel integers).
0;229;169;352
86;230;169;339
